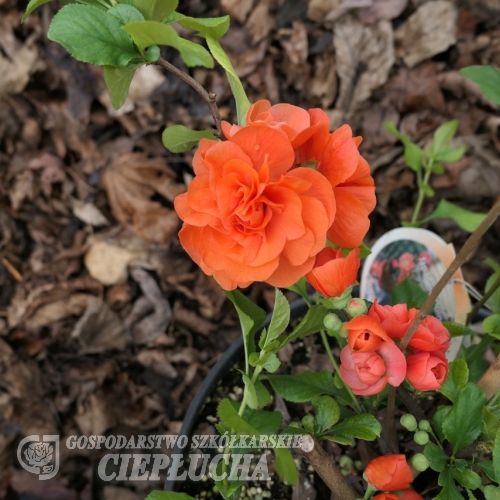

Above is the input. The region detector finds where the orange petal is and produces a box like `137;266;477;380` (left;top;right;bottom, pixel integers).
266;254;316;288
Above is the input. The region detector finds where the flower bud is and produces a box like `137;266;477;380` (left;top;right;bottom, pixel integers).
400;414;418;432
411;453;429;472
414;431;429;445
339;324;349;338
345;298;368;317
419;420;431;432
324;313;343;332
330;287;353;309
339;456;353;469
146;45;161;63
302;415;315;433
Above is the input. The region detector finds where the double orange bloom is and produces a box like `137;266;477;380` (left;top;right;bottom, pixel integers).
175;100;375;290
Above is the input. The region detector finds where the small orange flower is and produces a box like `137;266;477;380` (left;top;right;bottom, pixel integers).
174;126;335;290
374;492;423;500
345;315;393;352
305;247;360;298
406;351;449;391
365;455;413;491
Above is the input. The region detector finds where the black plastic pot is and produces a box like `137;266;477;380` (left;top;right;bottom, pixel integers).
163;297;310;492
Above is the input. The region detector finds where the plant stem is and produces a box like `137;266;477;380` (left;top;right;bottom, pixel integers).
387;197;500;428
298;435;358;500
467;272;500;324
320;330;363;413
411;168;431;225
156;57;223;139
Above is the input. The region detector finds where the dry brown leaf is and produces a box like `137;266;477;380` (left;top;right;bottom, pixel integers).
395;1;458;68
71;198;109;227
103;153;184;244
74;392;116;436
334;15;394;112
245;0;275;44
10;468;78;500
137;350;178;379
221;0;255;24
308;0;341;23
310;53;338;108
28;153;66;197
357;0;408;23
278;21;310;92
71;297;127;353
9;169;35;211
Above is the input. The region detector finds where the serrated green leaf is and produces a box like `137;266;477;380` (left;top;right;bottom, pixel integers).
108;4;145;24
494;430;500;484
274;447;298;485
443;383;487;454
280;305;329;346
443;322;476;338
103;63;143;110
254;379;272;408
132;0;178;21
255;352;281;373
430;120;459;157
439;358;469;402
436;146;466;163
162;125;218;153
452;467;482;490
226;290;266;371
146;492;195;500
329;414;382;441
391;277;428;309
477;461;496;482
322;435;355;445
285;276;309;302
484;314;500;339
482;407;500;443
22;0;51;21
419;199;486;233
485;269;500;314
312;396;340;434
244;408;282;435
206;36;250;126
433;405;452;443
460;66;500;106
163;13;230;39
424;442;448;472
267;371;338;403
484;485;500;500
122;21;214;67
267;289;290;343
48;5;139;67
217;399;258;435
241;373;258;410
435;467;465;500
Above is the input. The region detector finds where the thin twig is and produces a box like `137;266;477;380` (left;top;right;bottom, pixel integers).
385;387;399;453
467;272;500;324
387;197;500;437
156;57;223;139
298;435;358;500
397;386;426;421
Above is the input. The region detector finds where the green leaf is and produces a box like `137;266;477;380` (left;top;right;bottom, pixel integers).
254;379;272;408
436;146;466;163
48;5;139;67
430;120;459;157
244;407;282;435
424;442;448;472
485;268;500;314
267;371;338;403
443;322;476;338
108;4;145;24
391;277;428;309
226;290;266;369
430;163;446;174
206;36;250;126
22;0;51;21
267;289;290;343
328;414;382;441
419;181;435;197
217;399;258;435
477;461;496;482
442;383;487;454
494;430;500;484
255;352;281;373
483;314;500;340
103;63;143;110
460;66;500;106
281;305;329;346
312;396;340;434
484;485;500;500
419;199;487;233
132;0;178;21
452;466;482;490
162;125;218;153
323;435;355;446
482;407;500;443
274;448;298;485
122;21;214;67
405;142;424;172
286;276;309;302
435;467;465;500
146;492;195;500
439;358;469;402
241;373;259;410
433;405;452;443
164;13;231;39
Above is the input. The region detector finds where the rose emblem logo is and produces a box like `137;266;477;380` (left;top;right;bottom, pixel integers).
24;442;53;467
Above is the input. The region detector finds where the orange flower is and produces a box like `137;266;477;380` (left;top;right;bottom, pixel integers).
374;492;423;500
296;123;376;248
346;315;393;352
222;100;327;148
305;247;360;298
174;127;335;290
365;455;413;491
406;351;449;391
